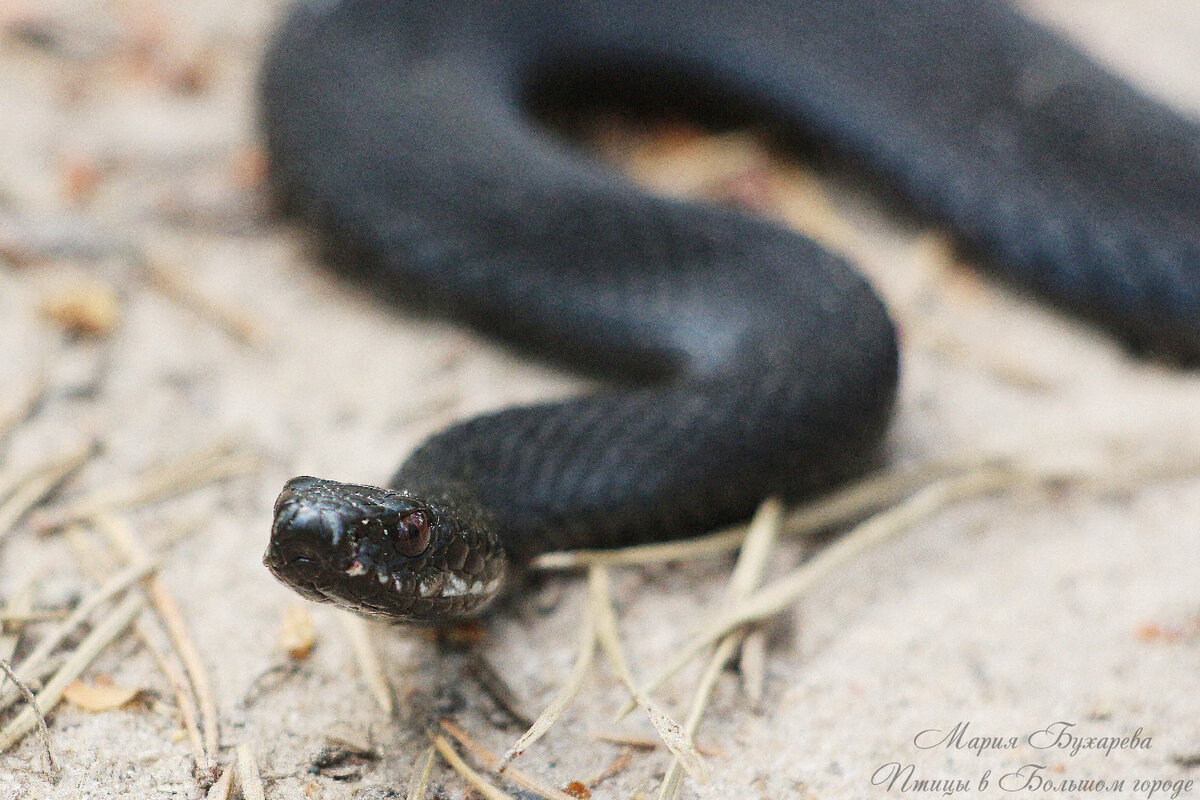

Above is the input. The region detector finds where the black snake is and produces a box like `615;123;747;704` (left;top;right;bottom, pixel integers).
261;0;1200;622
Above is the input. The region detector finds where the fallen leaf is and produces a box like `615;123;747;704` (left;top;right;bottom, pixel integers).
40;278;121;337
62;679;143;711
563;780;592;799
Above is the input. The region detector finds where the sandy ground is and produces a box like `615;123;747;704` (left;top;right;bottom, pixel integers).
1;1;1198;798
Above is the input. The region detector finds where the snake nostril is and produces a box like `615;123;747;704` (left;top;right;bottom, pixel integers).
270;503;343;569
267;531;322;572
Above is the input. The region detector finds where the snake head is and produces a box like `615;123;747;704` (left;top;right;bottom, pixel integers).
265;476;506;623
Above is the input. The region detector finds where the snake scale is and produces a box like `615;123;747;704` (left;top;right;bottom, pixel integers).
261;0;1200;622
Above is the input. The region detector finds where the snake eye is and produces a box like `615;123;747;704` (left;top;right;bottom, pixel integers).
394;510;430;557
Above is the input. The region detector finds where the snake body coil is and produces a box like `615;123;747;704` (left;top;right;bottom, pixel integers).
262;0;1200;622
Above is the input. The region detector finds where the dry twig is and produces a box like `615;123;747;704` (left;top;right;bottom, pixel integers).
466;651;535;729
0;369;48;444
586;749;634;789
431;733;513;800
0;583;35;667
0;594;143;754
59;526;210;769
0;658;58;779
93;513;219;768
0;442;95;541
36;441;259;530
532;459;969;571
235;745;266;800
657;498;782;800
204;764;234;800
618;463;1016;718
441;719;577;800
406;744;437;800
738;629;767;707
0;557;157;704
341;613;394;714
141;251;268;347
498;600;596;771
589;566;707;783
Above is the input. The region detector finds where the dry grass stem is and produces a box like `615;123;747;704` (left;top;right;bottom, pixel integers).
531;459;969;571
628;464;1017;710
441;719;578;800
235;745;266;800
341;613;394;714
738;629;767;707
93;513;220;765
641;701;708;783
142;576;219;761
531;528;750;569
204;764;234;800
406;744;437;800
498;600;596;771
38;441;259;530
0;593;142;753
587;750;633;788
682;638;741;735
1023;451;1200;489
466;651;535;729
0;610;67;624
142;252;268;347
431;733;513;800
655;635;739;800
0;658;58;779
591;731;660;749
0;659;61;716
589;566;708;783
656;498;782;800
616;498;783;722
59;525;210;768
0;369;47;443
777;458;974;537
726;497;782;597
0;583;35;665
138;619;209;770
0;442;96;541
1;557;158;701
